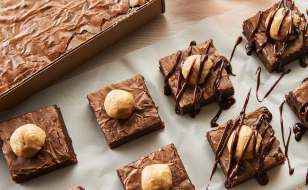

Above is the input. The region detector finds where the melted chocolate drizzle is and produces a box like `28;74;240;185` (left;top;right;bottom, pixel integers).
246;0;308;72
164;38;239;119
306;168;308;185
210;87;279;187
211;98;236;127
255;66;291;102
279;100;294;175
293;123;305;141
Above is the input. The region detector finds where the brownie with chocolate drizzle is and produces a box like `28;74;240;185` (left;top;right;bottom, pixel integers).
159;39;235;118
243;0;308;73
206;89;285;188
286;78;308;136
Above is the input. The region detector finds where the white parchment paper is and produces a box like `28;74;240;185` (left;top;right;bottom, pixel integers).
1;0;308;189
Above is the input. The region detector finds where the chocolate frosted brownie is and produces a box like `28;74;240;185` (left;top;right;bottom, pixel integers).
87;74;164;149
117;143;195;190
207;107;285;188
286;79;308;129
68;186;85;190
243;0;308;73
159;39;235;116
0;105;77;183
0;0;151;95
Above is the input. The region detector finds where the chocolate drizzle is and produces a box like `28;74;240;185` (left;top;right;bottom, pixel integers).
306;168;308;185
246;0;308;72
211;98;236;127
255;66;291;102
279;100;294;175
293;123;305;141
210;87;279;188
164;39;238;118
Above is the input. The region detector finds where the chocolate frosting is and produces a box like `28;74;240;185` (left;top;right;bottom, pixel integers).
208;108;285;186
87;74;164;145
159;40;234;109
117;143;195;190
0;0;150;95
0;105;77;178
245;0;306;67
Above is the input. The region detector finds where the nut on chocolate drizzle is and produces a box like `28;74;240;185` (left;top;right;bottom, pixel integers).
246;0;308;72
164;37;241;119
210;88;279;188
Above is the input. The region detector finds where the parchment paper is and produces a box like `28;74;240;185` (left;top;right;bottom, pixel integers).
1;0;308;189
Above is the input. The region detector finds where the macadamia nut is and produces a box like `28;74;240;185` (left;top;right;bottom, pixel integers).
227;125;262;160
104;89;135;119
141;164;172;190
182;55;213;85
266;8;303;41
10;124;46;158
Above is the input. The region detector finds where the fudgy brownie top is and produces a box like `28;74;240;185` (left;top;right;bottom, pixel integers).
0;105;77;179
87;74;163;146
0;0;150;95
243;0;306;67
117;143;195;190
159;40;234;109
207;108;285;187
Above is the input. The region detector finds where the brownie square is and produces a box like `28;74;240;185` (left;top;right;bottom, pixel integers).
0;105;77;183
68;186;85;190
206;108;285;188
87;74;165;149
116;143;195;190
286;80;308;129
243;0;305;73
159;39;235;115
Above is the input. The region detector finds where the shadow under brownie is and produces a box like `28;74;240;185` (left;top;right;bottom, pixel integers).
87;74;164;149
0;105;77;183
159;39;235;116
117;143;195;190
207;107;285;188
243;0;307;73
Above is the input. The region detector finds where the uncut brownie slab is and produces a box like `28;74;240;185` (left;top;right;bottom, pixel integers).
117;143;195;190
206;108;285;188
286;80;308;129
159;39;234;115
87;74;164;149
243;0;306;73
0;105;77;183
0;0;151;95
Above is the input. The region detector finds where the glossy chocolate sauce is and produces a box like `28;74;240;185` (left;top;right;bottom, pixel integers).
210;87;279;187
293;123;305;141
210;88;251;181
279;100;294;175
306;168;308;185
211;98;236;127
302;77;308;84
255;66;291;102
246;11;263;55
246;0;308;71
164;39;237;118
226;36;242;76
